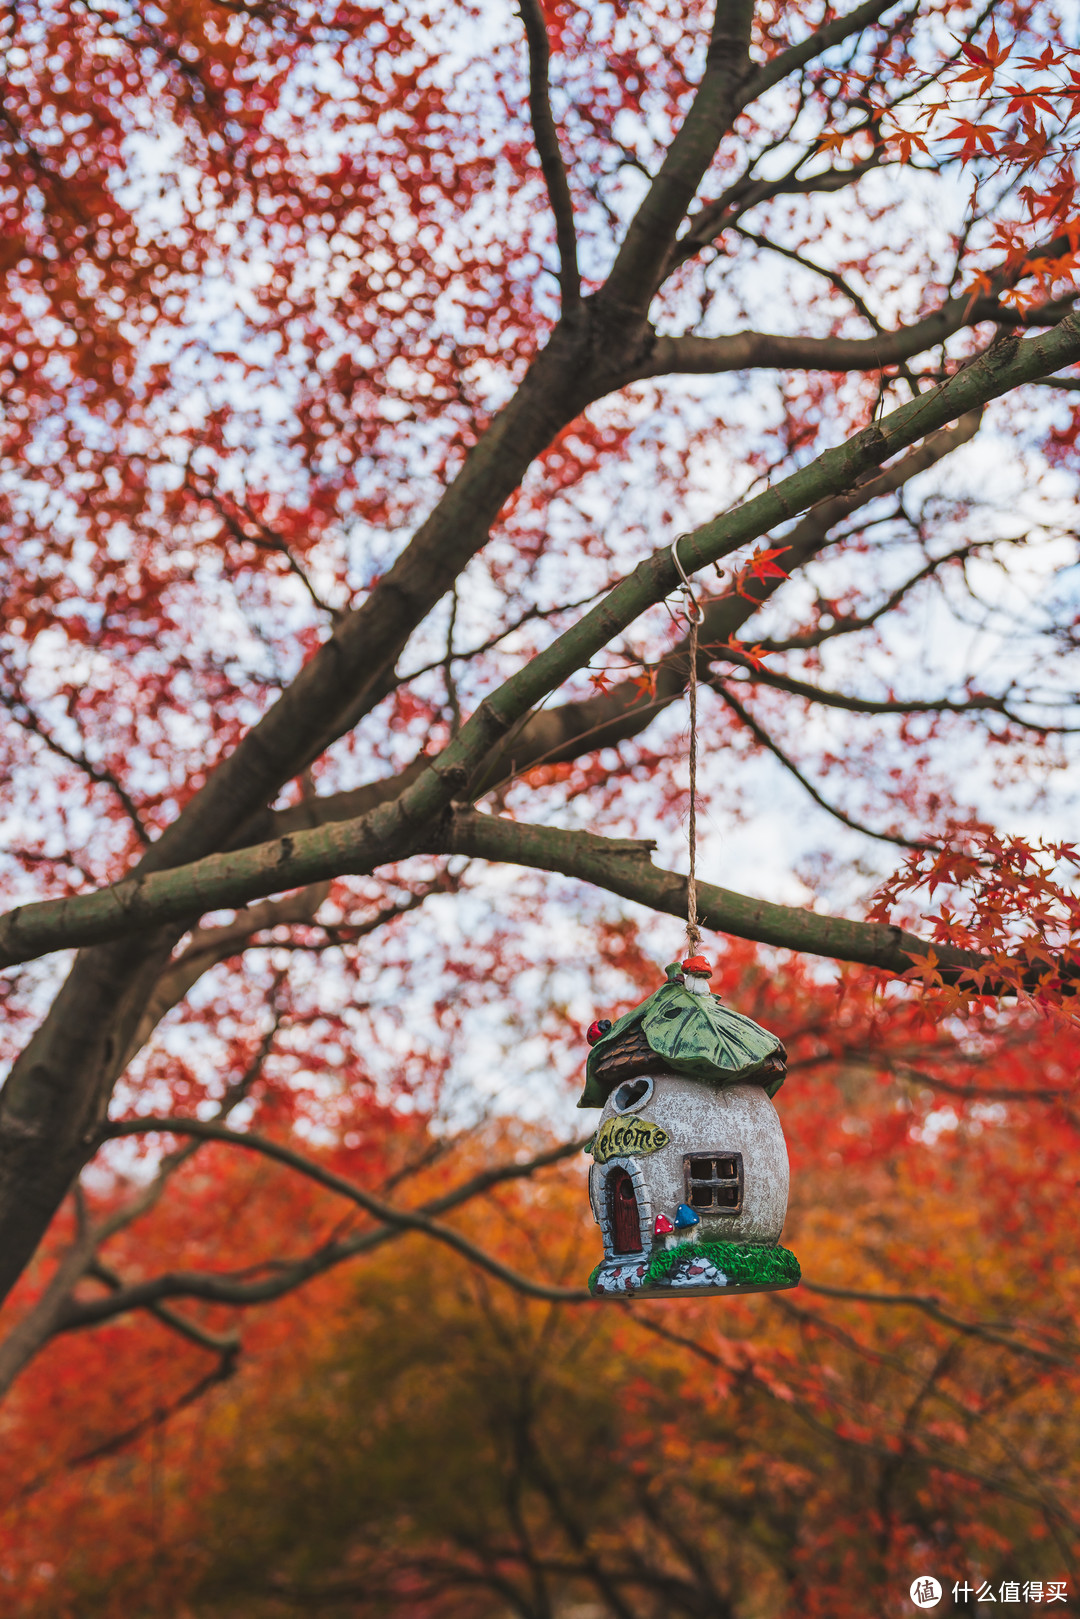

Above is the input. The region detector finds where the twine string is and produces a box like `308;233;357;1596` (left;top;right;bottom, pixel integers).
671;535;704;959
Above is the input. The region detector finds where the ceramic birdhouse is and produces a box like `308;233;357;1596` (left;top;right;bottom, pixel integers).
582;957;800;1298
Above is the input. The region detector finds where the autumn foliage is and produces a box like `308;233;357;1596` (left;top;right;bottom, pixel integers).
2;940;1079;1615
3;0;1080;1611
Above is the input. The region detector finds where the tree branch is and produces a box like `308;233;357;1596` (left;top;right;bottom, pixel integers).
286;413;983;810
53;1128;595;1330
636;1316;1078;1522
87;1259;242;1358
438;810;991;984
662;0;902;274
0;677;150;845
722;666;1037;722
0;323;1075;975
636;302;1018;379
0;1015;281;1398
638;237;1079;384
600;0;755;311
12;1348;240;1503
734;0;905;110
675;156;882;266
0;319;1075;1307
712;678;939;851
866;1056;1080;1123
801;1283;1078;1370
756;538;994;654
518;0;580;310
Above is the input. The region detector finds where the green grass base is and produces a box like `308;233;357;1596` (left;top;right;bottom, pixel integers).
644;1239;801;1291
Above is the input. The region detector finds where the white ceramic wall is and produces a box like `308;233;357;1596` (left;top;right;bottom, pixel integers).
588;1074;789;1252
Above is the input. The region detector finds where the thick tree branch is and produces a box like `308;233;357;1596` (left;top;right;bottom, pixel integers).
0;301;609;1309
0;324;1073;974
600;0;755;311
635;299;1034;380
660;0;900;276
518;0;580;309
672;0;999;272
438;811;988;983
639;234;1079;386
0;1016;280;1398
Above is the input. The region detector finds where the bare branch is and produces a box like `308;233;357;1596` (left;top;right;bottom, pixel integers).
0;1014;281;1399
636;1317;1078;1522
11;1349;239;1503
723;664;1080;734
712;678;939;852
518;0;580;310
735;0;905;110
0;677;149;844
53;1127;594;1329
757;538;994;654
729;223;888;336
196;485;338;618
676;156;881;266
802;1282;1079;1370
864;1055;1080;1124
87;1260;241;1357
291;412;984;809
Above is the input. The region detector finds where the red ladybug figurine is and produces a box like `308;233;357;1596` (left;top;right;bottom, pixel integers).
586;1018;612;1046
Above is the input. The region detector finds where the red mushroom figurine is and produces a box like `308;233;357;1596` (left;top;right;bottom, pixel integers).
681;956;713;996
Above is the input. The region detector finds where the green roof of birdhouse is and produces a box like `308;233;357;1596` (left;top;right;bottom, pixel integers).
578;966;786;1109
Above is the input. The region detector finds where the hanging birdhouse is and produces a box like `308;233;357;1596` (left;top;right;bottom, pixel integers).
582;957;800;1299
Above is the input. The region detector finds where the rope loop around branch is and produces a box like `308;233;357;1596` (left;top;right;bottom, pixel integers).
670;532;705;623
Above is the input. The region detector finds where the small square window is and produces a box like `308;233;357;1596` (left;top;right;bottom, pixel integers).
684;1152;743;1213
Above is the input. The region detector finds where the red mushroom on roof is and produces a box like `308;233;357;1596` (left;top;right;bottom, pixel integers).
681;955;713;994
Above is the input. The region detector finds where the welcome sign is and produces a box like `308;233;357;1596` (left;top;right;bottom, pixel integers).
590;1116;670;1165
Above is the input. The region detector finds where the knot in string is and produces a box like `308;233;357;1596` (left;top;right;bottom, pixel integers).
671;534;704;959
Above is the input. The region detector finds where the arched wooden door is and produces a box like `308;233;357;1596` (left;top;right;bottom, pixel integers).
607;1167;642;1254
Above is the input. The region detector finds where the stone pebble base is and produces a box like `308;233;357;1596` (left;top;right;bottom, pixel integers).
591;1254;729;1294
